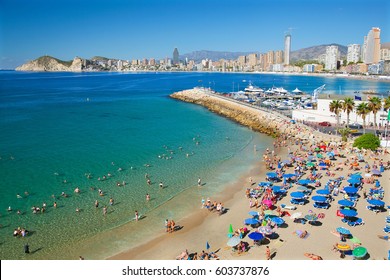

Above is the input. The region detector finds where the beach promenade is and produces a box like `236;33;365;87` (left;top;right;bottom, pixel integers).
110;88;390;260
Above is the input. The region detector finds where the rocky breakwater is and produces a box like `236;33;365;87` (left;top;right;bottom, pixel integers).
170;88;333;142
171;88;283;138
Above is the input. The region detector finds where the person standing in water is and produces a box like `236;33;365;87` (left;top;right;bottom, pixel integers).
135;211;139;221
198;177;202;186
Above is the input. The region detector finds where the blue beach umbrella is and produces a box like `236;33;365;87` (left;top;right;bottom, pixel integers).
272;186;281;192
340;209;358;217
248;232;264;241
338;200;354;207
283;173;296;178
290;192;305;199
319;162;327;167
350;173;362;179
327;151;335;157
227;236;241;247
347;178;361;185
271;216;285;225
248;211;259;217
258;182;272;187
344;187;359;194
282;159;291;164
367;199;385;207
245;218;259;225
316;189;330;195
336;227;351;235
266;172;278;178
298;179;311;185
312;195;328;202
258;226;273;235
304;214;318;222
297;186;310;192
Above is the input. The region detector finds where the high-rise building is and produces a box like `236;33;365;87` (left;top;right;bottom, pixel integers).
173;48;179;65
347;44;361;63
247;53;257;67
275;50;284;64
325;45;338;71
284;34;291;65
363;27;381;64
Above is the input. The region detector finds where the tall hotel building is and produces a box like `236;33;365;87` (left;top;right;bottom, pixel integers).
173;47;179;65
284;33;291;65
362;27;381;64
325;45;338;71
347;44;361;63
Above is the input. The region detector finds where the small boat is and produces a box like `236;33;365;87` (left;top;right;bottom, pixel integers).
244;81;264;93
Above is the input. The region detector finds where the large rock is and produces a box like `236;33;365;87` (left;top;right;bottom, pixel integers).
15;56;83;72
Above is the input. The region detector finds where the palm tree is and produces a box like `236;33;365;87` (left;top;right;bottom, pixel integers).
329;100;343;128
368;96;382;128
356;102;370;133
341;97;355;127
338;127;351;142
384;96;390;111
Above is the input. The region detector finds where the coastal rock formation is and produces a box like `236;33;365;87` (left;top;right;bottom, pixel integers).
15;56;83;72
171;89;281;138
170;88;335;142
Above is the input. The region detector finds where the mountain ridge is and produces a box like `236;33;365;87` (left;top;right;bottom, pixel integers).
15;44;349;71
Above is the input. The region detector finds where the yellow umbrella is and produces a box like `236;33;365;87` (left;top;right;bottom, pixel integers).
336;243;351;251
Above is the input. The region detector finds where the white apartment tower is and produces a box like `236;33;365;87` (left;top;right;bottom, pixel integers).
325;45;338;71
284;33;291;65
347;44;361;63
363;27;381;64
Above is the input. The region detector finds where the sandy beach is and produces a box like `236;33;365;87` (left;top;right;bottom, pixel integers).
109;89;390;261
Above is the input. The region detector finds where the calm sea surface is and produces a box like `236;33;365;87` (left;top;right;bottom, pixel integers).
0;71;388;259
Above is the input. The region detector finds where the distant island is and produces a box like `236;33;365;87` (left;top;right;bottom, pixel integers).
15;44;349;73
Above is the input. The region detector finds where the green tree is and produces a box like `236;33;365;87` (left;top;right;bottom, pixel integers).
368;97;382;129
353;133;380;150
329;100;343;128
383;96;390;111
356;102;370;133
341;97;355;126
338;127;351;142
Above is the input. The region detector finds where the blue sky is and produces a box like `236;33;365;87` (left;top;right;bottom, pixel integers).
0;0;389;69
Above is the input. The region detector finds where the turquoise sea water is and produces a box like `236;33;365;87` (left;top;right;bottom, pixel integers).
0;71;389;259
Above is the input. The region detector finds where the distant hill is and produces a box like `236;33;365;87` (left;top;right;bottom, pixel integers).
291;44;347;62
15;55;84;71
179;44;347;63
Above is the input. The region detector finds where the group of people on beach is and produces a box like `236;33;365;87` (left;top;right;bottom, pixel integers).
165;219;177;233
176;249;219;260
202;198;225;215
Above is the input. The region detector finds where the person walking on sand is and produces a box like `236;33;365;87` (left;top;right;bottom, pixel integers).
265;246;271;260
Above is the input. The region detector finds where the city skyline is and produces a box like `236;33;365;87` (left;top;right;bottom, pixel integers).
1;0;389;69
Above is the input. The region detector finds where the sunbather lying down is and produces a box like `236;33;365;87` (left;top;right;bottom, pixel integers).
293;230;309;238
304;253;323;260
176;249;189;260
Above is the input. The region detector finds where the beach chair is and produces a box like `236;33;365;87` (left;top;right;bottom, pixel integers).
367;205;381;213
281;204;297;210
383;225;390;233
313;202;329;209
386;216;390;223
347;218;364;227
290;198;305;205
